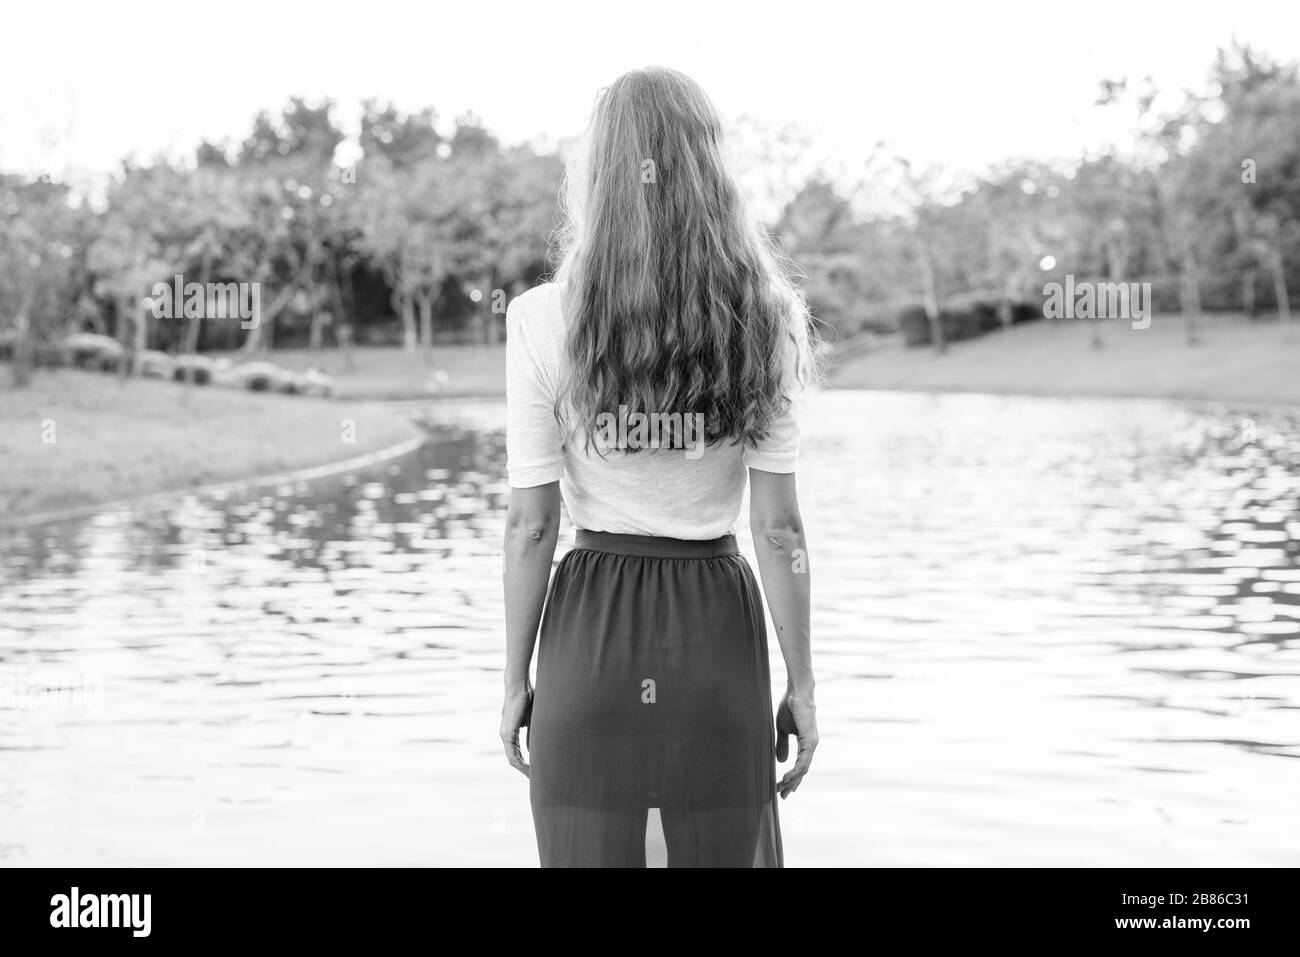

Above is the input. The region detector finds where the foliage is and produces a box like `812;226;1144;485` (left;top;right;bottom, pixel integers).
2;44;1298;384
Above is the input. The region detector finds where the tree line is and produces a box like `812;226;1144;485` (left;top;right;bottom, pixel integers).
779;44;1299;351
1;44;1297;386
1;99;563;383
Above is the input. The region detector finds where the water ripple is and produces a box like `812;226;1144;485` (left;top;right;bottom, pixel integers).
1;393;1298;865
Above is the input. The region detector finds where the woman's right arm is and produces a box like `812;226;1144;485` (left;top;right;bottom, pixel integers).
501;289;565;777
500;482;561;777
749;468;817;799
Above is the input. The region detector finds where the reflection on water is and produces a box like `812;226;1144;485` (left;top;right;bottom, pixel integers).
1;392;1298;866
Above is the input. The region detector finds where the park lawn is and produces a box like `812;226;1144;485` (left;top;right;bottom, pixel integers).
830;313;1300;407
0;369;420;521
215;344;508;400
285;316;1295;407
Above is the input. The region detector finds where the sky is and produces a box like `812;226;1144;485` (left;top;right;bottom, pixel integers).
2;0;1297;199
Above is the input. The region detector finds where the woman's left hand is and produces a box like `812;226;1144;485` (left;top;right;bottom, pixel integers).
500;682;534;777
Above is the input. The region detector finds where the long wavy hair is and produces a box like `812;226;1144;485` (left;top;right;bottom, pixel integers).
553;67;814;453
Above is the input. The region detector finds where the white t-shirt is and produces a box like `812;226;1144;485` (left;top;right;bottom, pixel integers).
505;281;805;540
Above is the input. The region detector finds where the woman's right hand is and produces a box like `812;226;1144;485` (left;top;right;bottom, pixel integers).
775;689;818;799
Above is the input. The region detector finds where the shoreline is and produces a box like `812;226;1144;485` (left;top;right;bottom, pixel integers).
7;383;1298;530
5;314;1298;526
0;369;425;525
0;386;513;530
0;433;429;532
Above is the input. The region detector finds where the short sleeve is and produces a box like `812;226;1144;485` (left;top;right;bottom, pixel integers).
743;294;808;474
505;292;565;487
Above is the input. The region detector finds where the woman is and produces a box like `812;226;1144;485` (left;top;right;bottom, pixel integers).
500;67;817;868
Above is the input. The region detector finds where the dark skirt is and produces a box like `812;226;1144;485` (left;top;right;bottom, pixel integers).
529;529;783;868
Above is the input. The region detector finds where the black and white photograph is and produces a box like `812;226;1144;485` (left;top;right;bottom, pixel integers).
0;0;1297;932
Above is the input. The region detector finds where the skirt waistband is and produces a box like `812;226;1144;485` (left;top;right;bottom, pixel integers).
574;529;739;559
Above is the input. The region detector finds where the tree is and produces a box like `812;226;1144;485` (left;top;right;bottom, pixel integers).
0;176;93;385
226;100;348;356
239;98;343;165
870;155;960;353
88;163;184;376
1202;45;1300;325
359;100;441;169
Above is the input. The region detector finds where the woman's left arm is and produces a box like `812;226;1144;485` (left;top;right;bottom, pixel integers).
500;481;562;776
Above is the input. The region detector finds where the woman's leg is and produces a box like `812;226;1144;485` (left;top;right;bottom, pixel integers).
660;802;781;868
532;803;648;868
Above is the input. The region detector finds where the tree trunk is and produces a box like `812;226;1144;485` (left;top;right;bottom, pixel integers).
328;255;355;369
415;288;434;366
182;310;202;386
1232;198;1258;321
999;274;1017;335
1180;239;1203;346
309;311;326;353
400;293;417;352
238;314;268;356
86;308;107;336
236;254;314;360
117;295;133;380
1089;269;1106;348
10;288;35;387
1270;246;1291;326
184;251;212;389
236;273;302;359
1097;238;1128;350
133;299;148;376
328;259;349;347
338;323;355;371
918;236;944;354
383;260;418;353
113;294;128;342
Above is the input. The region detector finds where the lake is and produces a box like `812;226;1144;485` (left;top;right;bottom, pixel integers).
1;390;1298;866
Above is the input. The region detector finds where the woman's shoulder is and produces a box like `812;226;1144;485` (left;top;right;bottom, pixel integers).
508;281;564;324
506;282;566;361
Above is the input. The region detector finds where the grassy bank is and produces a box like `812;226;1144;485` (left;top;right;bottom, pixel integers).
0;369;420;520
830;313;1300;407
264;315;1300;408
218;344;507;400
